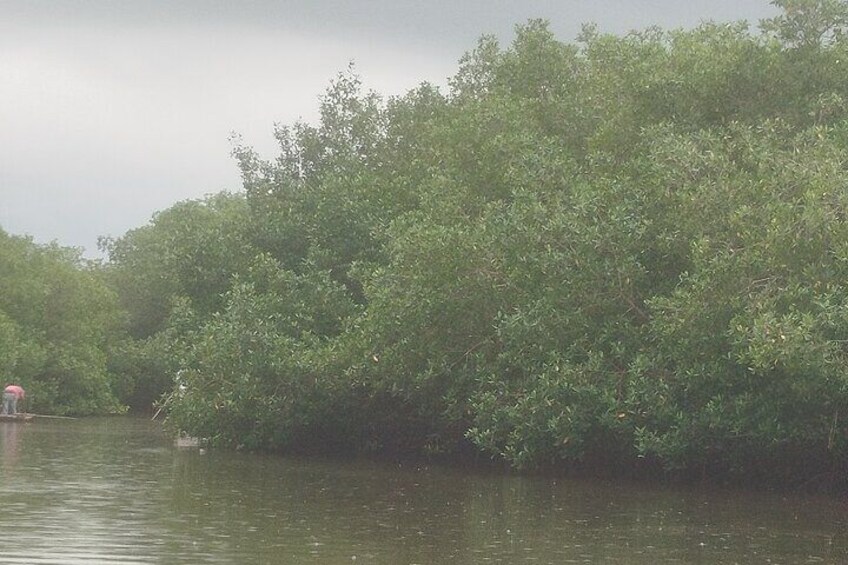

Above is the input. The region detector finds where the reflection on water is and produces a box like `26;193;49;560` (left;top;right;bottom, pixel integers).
2;422;21;468
0;417;845;564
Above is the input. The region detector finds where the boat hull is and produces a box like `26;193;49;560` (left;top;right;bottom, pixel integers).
0;414;33;422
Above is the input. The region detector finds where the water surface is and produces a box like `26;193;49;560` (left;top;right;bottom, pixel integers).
0;417;844;563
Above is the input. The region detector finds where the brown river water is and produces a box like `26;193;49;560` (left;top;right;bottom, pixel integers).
0;417;844;564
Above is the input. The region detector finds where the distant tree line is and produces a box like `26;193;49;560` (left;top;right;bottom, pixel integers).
4;0;848;484
0;230;124;414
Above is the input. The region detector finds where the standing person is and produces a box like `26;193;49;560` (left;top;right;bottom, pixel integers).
2;385;25;415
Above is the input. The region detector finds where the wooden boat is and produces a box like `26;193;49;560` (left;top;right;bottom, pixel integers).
0;413;33;422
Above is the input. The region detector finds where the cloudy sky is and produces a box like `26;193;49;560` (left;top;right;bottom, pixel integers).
1;1;779;258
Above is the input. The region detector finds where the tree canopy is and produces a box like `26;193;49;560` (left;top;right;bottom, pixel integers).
9;0;848;485
0;229;125;414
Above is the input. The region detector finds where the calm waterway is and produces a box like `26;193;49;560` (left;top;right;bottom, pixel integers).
0;417;844;564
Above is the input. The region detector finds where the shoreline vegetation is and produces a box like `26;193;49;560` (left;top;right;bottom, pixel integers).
4;1;848;490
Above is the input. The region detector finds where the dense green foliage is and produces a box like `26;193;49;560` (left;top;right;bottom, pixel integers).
10;1;848;483
0;229;125;414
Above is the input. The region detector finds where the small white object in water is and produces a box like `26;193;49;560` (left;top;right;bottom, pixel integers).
175;434;200;448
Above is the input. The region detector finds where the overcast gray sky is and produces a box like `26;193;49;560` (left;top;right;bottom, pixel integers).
1;1;779;258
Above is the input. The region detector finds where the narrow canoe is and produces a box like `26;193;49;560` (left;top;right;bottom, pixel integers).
0;414;34;423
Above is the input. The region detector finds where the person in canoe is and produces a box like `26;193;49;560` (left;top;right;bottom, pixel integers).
2;385;25;415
